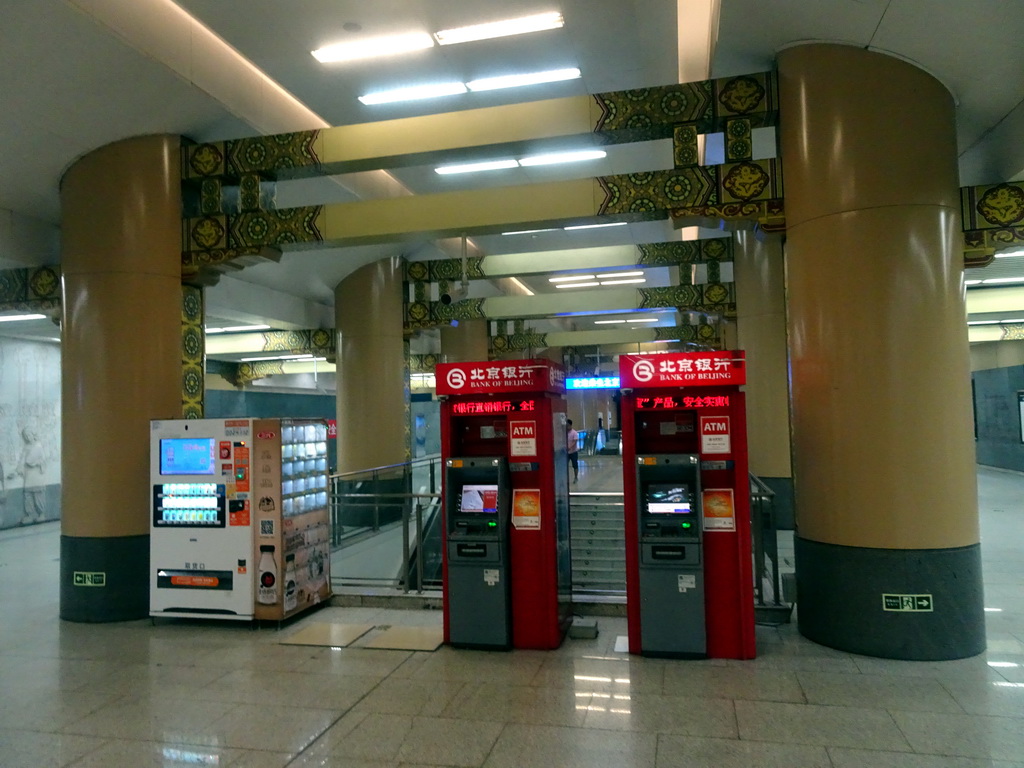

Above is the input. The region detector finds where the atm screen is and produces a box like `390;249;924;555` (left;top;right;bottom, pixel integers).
160;438;216;476
645;484;692;514
459;484;499;514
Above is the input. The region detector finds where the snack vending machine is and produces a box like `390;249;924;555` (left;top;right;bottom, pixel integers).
150;418;332;621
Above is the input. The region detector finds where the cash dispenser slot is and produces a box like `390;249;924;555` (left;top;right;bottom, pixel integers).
445;456;512;649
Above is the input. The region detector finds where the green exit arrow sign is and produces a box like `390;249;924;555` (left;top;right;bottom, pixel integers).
882;593;933;612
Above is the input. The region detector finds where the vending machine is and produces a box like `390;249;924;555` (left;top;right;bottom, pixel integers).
437;359;572;650
619;351;756;659
150;418;332;621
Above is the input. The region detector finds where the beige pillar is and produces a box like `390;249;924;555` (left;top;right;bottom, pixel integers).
779;44;983;659
439;318;489;362
335;258;408;472
60;135;184;621
734;230;794;525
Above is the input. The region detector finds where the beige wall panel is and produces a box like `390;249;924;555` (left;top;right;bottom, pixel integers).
734;231;791;478
320;179;602;243
61;136;181;278
971;340;1024;371
61;274;182;538
320;96;597;166
335;258;407;473
787;208;977;549
778;45;959;228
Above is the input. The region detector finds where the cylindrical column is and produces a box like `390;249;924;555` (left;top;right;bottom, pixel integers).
335;258;408;473
440;318;489;362
734;230;794;527
779;44;982;659
60;136;184;621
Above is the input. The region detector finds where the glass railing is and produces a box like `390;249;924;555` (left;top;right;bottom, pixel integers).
329;454;442;593
750;473;793;623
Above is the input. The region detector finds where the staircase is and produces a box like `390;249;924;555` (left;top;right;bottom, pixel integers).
569;492;626;595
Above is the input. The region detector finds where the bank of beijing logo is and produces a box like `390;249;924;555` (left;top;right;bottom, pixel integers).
446;368;467;389
632;358;656;382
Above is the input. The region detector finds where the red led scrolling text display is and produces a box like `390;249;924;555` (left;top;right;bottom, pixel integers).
636;395;731;410
451;399;537;415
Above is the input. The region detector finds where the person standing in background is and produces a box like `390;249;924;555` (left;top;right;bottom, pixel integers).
567;419;579;484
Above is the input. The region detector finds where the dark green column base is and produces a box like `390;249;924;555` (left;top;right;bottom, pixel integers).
795;536;985;660
60;534;150;622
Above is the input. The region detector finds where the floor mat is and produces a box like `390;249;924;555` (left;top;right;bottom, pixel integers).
359;625;444;651
279;622;374;648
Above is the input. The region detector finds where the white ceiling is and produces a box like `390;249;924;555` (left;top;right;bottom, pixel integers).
2;0;1024;345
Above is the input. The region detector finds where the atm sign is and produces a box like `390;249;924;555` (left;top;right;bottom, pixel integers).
699;416;731;455
509;420;537;457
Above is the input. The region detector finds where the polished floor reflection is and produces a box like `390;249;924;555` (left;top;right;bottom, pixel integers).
1;466;1023;767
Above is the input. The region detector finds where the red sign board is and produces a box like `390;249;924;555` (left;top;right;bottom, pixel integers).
619;351;745;389
700;415;732;454
451;399;536;415
326;420;337;439
636;395;731;410
436;360;566;396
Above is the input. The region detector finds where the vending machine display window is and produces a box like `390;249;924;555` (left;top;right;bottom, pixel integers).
159;438;216;475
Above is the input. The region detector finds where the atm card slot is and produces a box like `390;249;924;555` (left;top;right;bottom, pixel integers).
457;543;489;557
157;569;234;590
641;542;700;566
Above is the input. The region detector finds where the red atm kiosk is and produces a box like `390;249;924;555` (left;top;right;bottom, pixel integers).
437;359;572;650
619;350;756;659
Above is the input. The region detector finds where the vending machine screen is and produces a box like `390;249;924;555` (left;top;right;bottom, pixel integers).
160;438;216;476
645;484;692;515
459;484;499;514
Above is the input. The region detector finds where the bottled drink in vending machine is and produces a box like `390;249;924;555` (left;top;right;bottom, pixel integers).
257;545;278;604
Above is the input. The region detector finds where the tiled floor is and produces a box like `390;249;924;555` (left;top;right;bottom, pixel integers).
1;465;1022;767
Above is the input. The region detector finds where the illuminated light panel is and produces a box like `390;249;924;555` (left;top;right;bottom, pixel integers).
313;32;434;63
555;281;600;289
965;280;983;285
361;82;467;105
566;377;620;390
451;399;537;415
205;324;270;334
995;248;1024;257
637;395;730;409
593;319;626;324
435;158;518;175
985;607;1003;612
239;353;313;362
0;313;47;322
435;12;564;45
502;228;558;236
595;271;643;279
519;148;604;166
600;278;646;286
627;317;659;323
507;277;535;296
550;275;595;283
564;222;628;231
468;67;581;92
968;320;1001;325
983;277;1024;284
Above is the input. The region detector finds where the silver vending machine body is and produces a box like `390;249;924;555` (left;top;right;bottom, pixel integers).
445;457;512;649
635;453;705;657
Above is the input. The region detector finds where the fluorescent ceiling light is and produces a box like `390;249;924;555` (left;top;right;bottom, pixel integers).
519;149;605;167
600;278;646;286
1004;318;1024;323
968;320;1001;325
360;82;466;105
983;277;1024;284
594;319;626;324
502;228;558;236
965;280;983;285
549;275;595;283
507;277;535;296
0;313;46;322
313;32;435;63
239;354;313;362
434;12;564;46
564;222;628;231
627;318;659;323
995;248;1024;258
435;159;518;175
467;67;581;92
555;281;600;289
595;271;643;279
205;324;271;334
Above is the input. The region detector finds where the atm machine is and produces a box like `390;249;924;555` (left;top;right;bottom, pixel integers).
437;359;572;650
620;351;756;659
444;457;512;648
